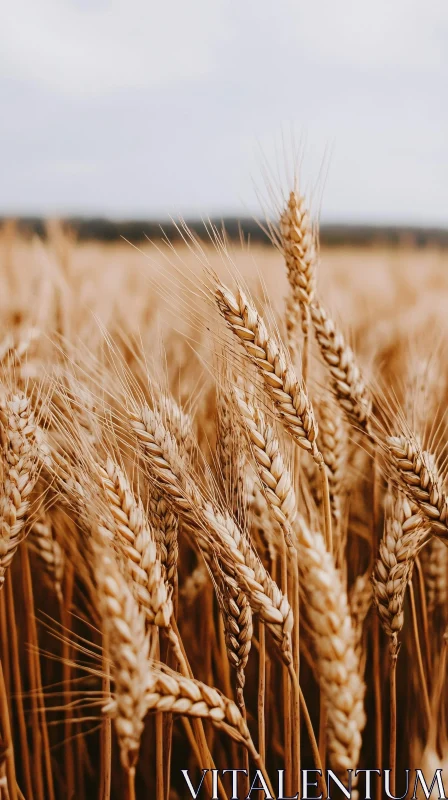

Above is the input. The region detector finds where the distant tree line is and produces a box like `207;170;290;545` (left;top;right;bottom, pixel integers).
1;216;448;248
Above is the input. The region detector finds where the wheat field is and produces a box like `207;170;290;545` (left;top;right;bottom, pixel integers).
1;204;448;800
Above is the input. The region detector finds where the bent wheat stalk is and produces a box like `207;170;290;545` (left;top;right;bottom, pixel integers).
106;662;275;797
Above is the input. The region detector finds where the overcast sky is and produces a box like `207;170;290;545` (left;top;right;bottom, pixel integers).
0;0;447;224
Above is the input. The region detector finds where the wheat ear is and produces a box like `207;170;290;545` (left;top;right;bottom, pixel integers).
420;536;447;614
0;327;39;368
95;456;191;677
162;395;196;457
215;281;319;458
349;573;372;664
372;489;427;656
95;541;150;772
145;665;254;745
216;384;247;521
138;662;273;790
0;391;40;588
248;478;277;567
233;388;297;550
213;562;253;711
29;511;64;602
295;514;366;776
280;190;317;365
98;457;174;628
147;488;179;592
386;436;448;537
318;394;348;528
180;560;209;606
310;300;372;431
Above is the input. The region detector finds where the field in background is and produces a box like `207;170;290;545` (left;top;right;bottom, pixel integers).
3;224;448;351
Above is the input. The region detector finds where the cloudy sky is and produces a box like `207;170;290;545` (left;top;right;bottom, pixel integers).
0;0;447;223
